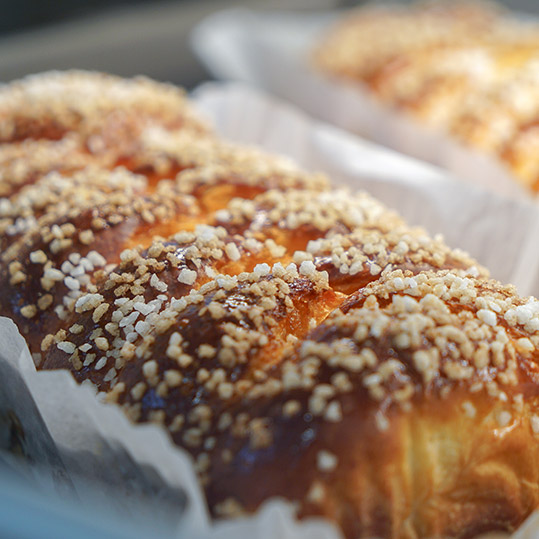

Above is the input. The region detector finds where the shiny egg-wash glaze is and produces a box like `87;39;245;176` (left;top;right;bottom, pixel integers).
1;71;539;538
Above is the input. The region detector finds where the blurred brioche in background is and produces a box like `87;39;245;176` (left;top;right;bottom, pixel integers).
315;1;539;194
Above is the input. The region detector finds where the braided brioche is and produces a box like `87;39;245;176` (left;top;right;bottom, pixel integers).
1;71;539;539
314;1;539;193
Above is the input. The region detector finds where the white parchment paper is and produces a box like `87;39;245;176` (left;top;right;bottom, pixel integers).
1;81;539;538
191;8;535;203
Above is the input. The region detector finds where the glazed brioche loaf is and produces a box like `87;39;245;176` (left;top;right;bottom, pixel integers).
314;1;539;193
1;71;539;539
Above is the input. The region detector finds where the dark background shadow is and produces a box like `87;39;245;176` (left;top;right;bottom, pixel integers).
0;0;537;87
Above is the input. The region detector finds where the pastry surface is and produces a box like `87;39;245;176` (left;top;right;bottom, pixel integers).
1;71;539;539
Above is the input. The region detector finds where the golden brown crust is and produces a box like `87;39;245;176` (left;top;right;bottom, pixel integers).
314;1;539;194
0;70;208;142
2;70;537;539
200;270;539;538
